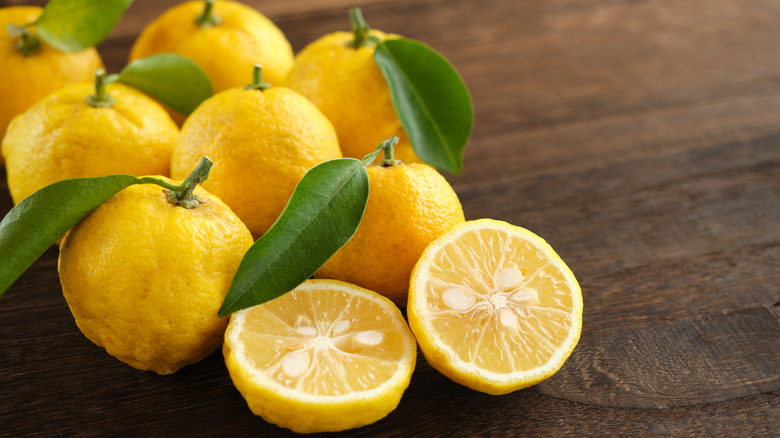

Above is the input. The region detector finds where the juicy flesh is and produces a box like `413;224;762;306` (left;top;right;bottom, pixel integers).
424;228;576;374
238;287;407;396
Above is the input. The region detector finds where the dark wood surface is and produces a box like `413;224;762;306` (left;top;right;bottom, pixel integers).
1;0;779;436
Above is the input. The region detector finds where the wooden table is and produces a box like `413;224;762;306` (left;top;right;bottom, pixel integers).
1;0;778;435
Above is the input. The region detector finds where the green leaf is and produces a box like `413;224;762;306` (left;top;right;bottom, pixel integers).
374;38;474;174
0;175;140;299
35;0;133;52
219;158;370;316
0;157;215;300
116;53;214;115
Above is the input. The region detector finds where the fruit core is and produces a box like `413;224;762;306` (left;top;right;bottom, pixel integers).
439;266;541;329
279;315;386;378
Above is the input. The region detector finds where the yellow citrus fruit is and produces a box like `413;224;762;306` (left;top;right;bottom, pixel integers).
59;177;253;374
285;30;420;164
1;81;178;205
130;0;293;94
408;219;583;395
0;6;103;163
315;160;464;307
171;82;341;239
223;279;417;433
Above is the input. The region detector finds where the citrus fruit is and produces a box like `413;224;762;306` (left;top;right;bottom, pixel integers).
130;0;293;111
315;139;463;307
284;10;419;164
408;219;583;395
223;279;417;433
1;71;178;205
59;170;253;375
0;6;103;163
171;67;341;239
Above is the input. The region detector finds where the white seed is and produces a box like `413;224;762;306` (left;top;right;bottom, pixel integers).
352;330;384;349
296;315;315;327
509;287;539;305
499;308;519;329
295;316;317;336
442;287;476;311
497;267;524;291
329;334;351;351
332;320;350;336
296;326;318;337
282;350;311;377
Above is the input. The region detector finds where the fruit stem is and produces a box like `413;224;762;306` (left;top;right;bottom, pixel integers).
245;65;272;91
379;136;403;167
347;8;371;48
6;23;41;56
163;157;213;208
87;69;116;108
195;0;221;27
360;137;402;166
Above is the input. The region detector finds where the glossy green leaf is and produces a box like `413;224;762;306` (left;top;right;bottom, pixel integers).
115;53;214;115
219;158;370;316
0;158;214;300
35;0;133;52
0;175;139;298
374;38;474;174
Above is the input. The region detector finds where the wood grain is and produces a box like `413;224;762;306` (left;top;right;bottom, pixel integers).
1;0;779;435
538;306;780;409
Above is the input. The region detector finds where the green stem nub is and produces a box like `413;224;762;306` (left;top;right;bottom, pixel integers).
7;24;41;56
360;137;402;166
347;8;371;48
380;137;402;167
87;69;116;108
244;65;272;91
195;0;221;27
165;157;213;208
